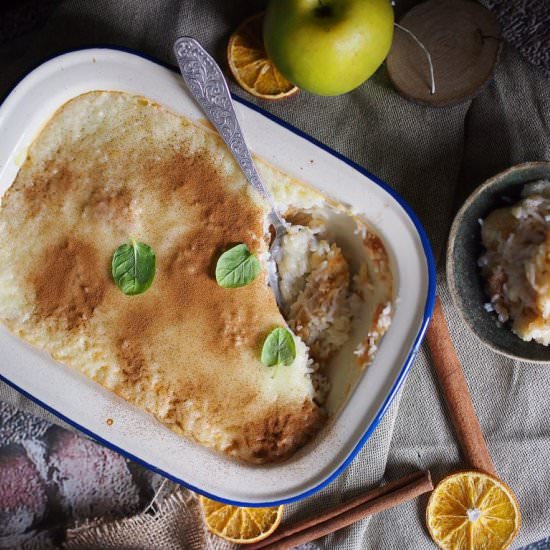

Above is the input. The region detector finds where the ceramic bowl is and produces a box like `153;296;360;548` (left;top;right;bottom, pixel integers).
447;161;550;363
0;48;435;506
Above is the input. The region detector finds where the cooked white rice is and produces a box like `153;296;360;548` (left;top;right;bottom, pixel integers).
277;215;356;403
479;179;550;344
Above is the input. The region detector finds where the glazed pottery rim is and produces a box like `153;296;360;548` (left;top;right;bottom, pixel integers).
447;161;550;363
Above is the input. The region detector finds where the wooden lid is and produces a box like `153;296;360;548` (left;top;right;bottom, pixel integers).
386;0;502;107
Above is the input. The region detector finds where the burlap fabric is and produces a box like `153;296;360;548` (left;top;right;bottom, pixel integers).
1;1;549;548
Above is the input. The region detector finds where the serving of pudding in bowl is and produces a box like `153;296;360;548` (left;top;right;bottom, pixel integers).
480;180;550;346
447;161;550;363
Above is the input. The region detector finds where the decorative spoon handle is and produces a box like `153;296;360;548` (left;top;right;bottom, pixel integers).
173;36;284;226
173;36;287;310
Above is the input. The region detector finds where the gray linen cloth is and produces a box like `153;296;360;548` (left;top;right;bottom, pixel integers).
1;1;549;548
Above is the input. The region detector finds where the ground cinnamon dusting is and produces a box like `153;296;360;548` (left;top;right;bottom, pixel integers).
16;162;74;219
110;150;274;414
31;238;106;330
116;306;154;383
150;151;269;357
2;91;327;464
241;400;326;462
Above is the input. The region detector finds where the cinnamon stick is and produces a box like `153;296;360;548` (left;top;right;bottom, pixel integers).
426;297;497;476
248;470;433;550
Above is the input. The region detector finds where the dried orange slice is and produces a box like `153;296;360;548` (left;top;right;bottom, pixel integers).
227;13;298;100
426;471;521;550
199;495;284;544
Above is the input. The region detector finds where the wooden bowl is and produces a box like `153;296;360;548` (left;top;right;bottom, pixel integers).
447;162;550;363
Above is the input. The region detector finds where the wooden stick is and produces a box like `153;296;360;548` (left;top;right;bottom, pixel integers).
248;470;433;550
426;297;497;476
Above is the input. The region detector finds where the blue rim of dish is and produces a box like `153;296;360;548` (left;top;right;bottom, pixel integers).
0;45;436;507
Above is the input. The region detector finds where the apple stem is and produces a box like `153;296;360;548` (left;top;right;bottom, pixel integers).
316;0;332;17
394;23;436;95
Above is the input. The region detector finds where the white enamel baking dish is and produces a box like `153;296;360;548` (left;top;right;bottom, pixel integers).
0;48;435;506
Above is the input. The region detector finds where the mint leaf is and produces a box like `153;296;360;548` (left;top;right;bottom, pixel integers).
215;243;260;288
112;239;156;296
261;327;296;367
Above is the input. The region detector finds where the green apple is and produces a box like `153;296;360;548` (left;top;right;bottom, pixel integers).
264;0;394;96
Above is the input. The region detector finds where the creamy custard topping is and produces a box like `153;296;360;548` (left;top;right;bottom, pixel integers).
0;91;325;463
0;91;393;463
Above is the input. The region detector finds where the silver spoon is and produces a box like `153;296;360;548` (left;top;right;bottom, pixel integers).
173;36;286;309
